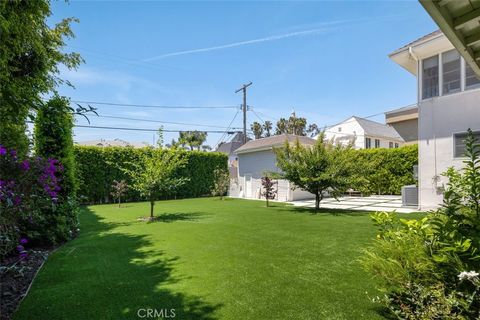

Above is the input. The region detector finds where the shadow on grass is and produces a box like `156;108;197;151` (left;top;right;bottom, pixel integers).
147;212;208;223
285;205;371;217
14;207;221;320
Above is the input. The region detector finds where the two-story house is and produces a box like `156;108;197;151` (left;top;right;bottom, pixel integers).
321;116;405;149
390;30;480;210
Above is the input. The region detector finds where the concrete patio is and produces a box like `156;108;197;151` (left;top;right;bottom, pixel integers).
289;195;419;213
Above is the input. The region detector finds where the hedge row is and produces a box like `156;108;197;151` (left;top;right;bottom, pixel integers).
74;146;228;203
349;144;418;195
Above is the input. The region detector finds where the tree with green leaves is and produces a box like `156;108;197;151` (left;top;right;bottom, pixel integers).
127;151;189;219
263;121;272;137
251;121;263;139
0;1;82;156
274;133;353;210
275;118;289;135
179;131;208;151
211;168;230;200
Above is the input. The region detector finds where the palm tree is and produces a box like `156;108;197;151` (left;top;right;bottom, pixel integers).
263;121;272;137
251;121;263;139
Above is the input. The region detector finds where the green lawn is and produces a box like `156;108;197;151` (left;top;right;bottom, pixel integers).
14;198;417;320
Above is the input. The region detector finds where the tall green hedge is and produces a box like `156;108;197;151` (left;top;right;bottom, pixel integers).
74;146;228;203
349;144;418;195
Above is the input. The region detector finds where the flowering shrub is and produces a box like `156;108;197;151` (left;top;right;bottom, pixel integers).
361;129;480;319
0;145;68;258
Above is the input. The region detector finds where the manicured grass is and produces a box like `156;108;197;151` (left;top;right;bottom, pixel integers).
14;198;420;319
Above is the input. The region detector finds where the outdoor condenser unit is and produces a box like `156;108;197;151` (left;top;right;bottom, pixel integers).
402;185;418;207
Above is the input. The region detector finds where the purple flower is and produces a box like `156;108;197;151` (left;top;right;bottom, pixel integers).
19;252;28;259
16;245;24;252
20;238;28;244
20;160;30;171
0;146;6;155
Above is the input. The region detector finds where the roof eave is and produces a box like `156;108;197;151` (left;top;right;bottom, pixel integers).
419;0;480;77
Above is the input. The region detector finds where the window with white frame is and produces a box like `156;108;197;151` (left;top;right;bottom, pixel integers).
365;137;371;149
374;139;380;148
395;143;399;148
454;131;480;158
442;50;461;95
422;55;439;99
389;142;393;148
465;62;480;89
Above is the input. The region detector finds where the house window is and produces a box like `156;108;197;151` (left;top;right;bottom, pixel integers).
365;137;371;149
465;62;480;89
375;139;380;148
395;143;399;148
389;142;393;148
442;50;461;95
454;131;480;157
338;127;342;132
422;55;439;99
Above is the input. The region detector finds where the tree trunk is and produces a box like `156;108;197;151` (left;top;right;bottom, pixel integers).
150;200;154;219
118;197;121;208
315;193;320;212
266;197;269;207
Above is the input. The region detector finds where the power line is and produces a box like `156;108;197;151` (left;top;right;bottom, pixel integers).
214;110;241;150
235;82;252;144
73;124;238;134
72;100;239;110
250;107;265;123
96;114;246;130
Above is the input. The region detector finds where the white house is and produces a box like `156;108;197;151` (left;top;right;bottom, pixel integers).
229;134;316;202
320;116;405;149
390;30;480;210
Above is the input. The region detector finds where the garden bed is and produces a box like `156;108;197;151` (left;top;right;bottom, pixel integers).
1;250;50;320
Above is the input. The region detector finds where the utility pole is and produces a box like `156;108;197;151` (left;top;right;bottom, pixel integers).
235;82;252;144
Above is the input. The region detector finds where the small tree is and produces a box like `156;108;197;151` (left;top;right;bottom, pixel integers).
111;180;128;207
261;176;276;207
274;133;352;211
127;151;188;219
211;168;229;200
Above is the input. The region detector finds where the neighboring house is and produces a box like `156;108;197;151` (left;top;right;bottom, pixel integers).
215;132;249;178
385;104;419;144
229;134;316;201
76;139;151;148
320;116;404;149
390;30;480;210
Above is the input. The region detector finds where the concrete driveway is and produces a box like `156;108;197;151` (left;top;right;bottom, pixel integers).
289;195;419;213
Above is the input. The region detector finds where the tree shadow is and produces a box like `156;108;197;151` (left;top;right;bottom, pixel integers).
14;207;222;320
146;212;209;223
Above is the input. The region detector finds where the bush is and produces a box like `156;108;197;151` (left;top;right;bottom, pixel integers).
0;146;63;258
360;130;480;319
350;144;418;195
32;96;79;245
74;146;228;203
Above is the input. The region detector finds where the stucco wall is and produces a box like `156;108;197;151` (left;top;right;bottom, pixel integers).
389;119;418;143
418;89;480;210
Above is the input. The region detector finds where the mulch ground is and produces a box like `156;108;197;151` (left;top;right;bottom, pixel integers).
1;250;49;320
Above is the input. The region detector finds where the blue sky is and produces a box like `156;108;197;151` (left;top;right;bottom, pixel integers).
50;1;437;147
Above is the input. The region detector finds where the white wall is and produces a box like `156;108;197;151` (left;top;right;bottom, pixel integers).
323;117;365;149
418;89;480;210
237;149;280;179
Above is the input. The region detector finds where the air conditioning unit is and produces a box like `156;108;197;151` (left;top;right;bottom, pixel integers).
402;185;418;207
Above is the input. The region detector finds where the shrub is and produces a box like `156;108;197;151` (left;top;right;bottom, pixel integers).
211;168;230;200
350;145;418;195
261;176;276;207
74;146;227;203
32;96;79;245
361;130;480;319
0;146;63;258
111;180;128;207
